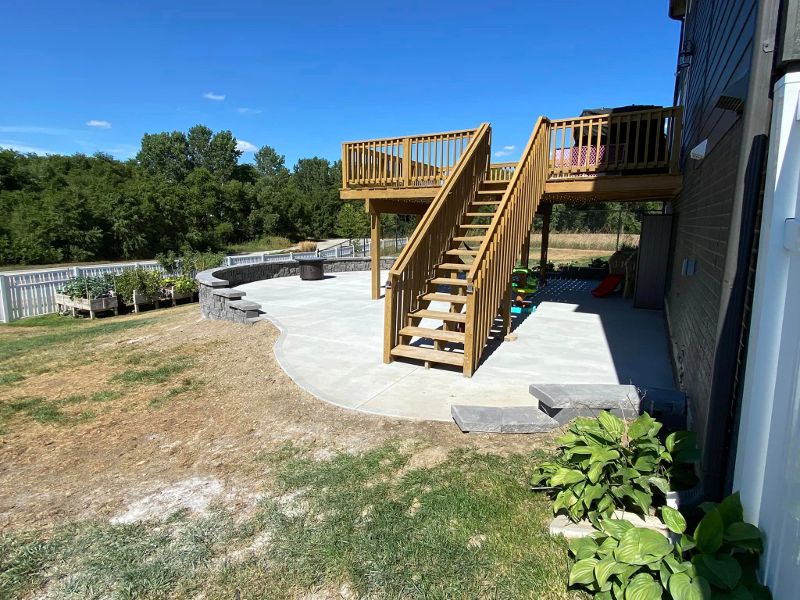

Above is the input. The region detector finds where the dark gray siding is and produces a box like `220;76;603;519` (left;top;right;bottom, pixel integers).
666;0;756;461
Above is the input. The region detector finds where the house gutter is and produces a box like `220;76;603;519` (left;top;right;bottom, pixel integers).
702;0;779;499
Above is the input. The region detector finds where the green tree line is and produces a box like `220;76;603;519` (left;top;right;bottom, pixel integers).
0;125;346;265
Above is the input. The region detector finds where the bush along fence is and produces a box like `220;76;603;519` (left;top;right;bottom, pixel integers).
531;411;772;599
0;237;408;323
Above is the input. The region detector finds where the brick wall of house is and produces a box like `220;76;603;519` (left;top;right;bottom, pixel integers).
665;120;743;450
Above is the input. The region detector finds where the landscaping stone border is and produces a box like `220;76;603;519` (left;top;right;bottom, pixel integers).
196;257;395;324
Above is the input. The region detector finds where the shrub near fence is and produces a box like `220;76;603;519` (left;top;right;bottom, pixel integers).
0;237;409;323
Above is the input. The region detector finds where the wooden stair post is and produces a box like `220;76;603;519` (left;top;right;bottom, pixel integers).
538;203;552;286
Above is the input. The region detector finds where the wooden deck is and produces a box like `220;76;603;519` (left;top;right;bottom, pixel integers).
339;107;684;374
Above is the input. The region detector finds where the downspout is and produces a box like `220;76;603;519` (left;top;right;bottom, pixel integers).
702;0;779;499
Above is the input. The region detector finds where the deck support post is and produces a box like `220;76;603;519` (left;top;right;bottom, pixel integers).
370;206;381;300
499;281;512;338
539;203;552;286
520;225;531;269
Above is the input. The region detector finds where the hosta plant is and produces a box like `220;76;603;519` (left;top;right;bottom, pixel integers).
568;492;770;599
531;411;698;523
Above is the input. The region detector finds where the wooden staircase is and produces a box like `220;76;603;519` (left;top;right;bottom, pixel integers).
390;180;507;369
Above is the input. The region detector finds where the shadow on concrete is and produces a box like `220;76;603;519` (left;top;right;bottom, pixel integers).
524;278;676;395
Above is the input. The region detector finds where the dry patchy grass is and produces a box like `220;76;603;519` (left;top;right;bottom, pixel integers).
0;306;575;599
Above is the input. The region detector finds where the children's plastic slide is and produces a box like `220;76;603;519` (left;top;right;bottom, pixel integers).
591;274;623;298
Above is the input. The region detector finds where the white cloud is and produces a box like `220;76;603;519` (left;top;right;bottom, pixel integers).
236;107;262;115
494;145;516;158
236;140;258;153
86;119;112;129
0;140;54;154
203;92;226;101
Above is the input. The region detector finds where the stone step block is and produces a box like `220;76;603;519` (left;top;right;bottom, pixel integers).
451;404;559;433
213;288;246;299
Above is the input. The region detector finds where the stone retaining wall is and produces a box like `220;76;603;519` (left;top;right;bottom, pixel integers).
196;257;395;324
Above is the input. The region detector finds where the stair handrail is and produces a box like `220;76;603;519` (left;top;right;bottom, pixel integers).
384;123;492;363
463;117;550;375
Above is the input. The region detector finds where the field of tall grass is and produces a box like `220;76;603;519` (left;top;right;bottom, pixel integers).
529;232;639;251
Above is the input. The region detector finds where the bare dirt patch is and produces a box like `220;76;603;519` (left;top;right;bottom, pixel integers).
0;306;552;531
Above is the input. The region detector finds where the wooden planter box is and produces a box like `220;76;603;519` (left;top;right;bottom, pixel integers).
55;293;118;319
132;290;160;313
164;287;194;306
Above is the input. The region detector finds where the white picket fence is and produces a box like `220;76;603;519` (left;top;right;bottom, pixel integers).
0;237;409;323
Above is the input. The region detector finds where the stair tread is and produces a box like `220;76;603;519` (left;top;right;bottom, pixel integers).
400;326;465;343
446;249;478;256
459;224;490;229
437;263;471;271
465;212;494;218
452;236;486;242
472;200;501;205
410;309;467;323
391;344;465;366
430;277;469;286
421;292;467;303
477;189;503;195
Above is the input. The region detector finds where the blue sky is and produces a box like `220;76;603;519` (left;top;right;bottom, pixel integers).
0;1;680;167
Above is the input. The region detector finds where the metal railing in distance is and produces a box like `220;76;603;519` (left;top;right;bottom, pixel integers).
464;118;551;376
548;107;682;179
486;162;517;182
383;123;492;362
342;128;477;189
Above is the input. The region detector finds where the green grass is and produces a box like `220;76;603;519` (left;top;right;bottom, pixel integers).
149;377;203;407
111;357;194;385
0;445;578;599
0;371;24;386
0;317;152;366
227;235;293;254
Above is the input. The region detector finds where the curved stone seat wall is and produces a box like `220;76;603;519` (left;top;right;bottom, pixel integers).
196;257;395;324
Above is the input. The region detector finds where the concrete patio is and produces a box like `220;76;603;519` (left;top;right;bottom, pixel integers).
238;272;677;422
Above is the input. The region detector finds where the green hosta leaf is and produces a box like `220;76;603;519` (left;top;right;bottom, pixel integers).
717;492;745;527
553;489;578;513
589;461;606;484
694;507;724;554
659;561;672;588
600;518;635;540
628;414;656;440
633;454;659;472
630;489;653;515
647;476;670;495
568;558;598;586
615;527;673;565
724;522;764;552
583;483;607;508
620;468;641;482
665;430;696;453
677;534;696;553
664;554;691;574
597;495;615;515
557;432;580;445
624;572;663;600
661;506;687;534
668;573;711;600
565;446;596;458
596;592;613;600
595;555;625;588
590;448;621;463
569;536;599;560
551;468;585;486
598;411;625;440
692;554;742;590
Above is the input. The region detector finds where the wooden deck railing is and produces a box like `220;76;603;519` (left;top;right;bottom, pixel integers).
548;107;682;179
486;162;517;182
342;128;477;189
463;118;551;375
383;123;492;361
